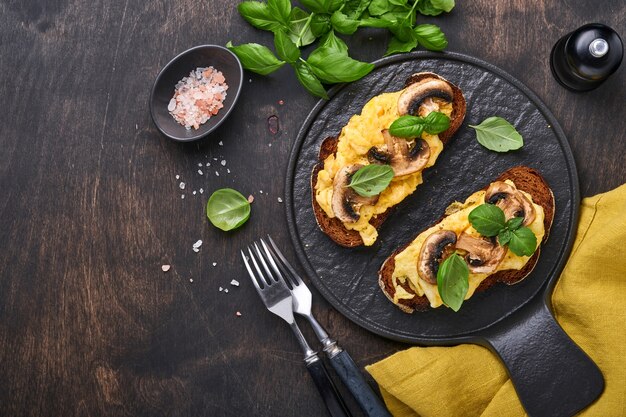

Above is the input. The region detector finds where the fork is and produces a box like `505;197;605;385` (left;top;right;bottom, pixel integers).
241;243;352;417
262;237;392;417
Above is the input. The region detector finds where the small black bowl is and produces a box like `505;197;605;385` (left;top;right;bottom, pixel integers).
150;45;243;142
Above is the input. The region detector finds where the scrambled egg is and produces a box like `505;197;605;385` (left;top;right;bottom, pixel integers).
315;91;453;246
391;180;546;308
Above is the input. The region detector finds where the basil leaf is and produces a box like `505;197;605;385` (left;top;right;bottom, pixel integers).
468;204;506;237
319;30;348;54
310;13;332;37
288;7;316;47
414;24;448;51
359;17;396;29
431;0;455;12
237;2;283;32
437;253;469;312
390;20;415;42
498;229;512;246
226;42;286;75
388;112;450;138
506;216;524;230
274;30;300;63
294;61;329;99
416;0;446;16
384;35;417;55
469;117;524;152
508;227;537;256
348;164;394;197
389;0;408;6
330;10;360;35
368;0;392;16
267;0;292;25
299;0;327;13
343;0;372;18
324;0;344;12
307;46;374;83
206;188;251;231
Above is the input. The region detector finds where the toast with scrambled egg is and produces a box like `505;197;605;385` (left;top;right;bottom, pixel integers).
378;166;555;313
312;72;467;247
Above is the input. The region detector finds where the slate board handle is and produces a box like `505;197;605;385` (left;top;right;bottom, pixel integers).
481;299;604;417
306;356;353;417
328;350;391;417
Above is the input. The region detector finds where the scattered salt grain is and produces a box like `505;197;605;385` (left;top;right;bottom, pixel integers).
221;160;226;166
277;197;283;203
181;195;185;199
168;66;228;130
175;175;180;180
179;182;186;190
219;141;223;146
215;171;220;176
212;262;217;267
206;162;211;167
199;188;204;194
198;169;203;175
269;143;272;147
236;311;242;317
247;195;254;203
260;190;263;194
190;278;194;283
224;288;229;293
161;265;171;272
249;78;252;83
227;169;230;174
230;279;239;287
192;191;197;195
219;287;223;292
192;240;203;253
213;157;218;161
198;163;203;167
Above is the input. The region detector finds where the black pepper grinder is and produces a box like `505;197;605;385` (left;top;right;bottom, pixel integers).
550;23;623;91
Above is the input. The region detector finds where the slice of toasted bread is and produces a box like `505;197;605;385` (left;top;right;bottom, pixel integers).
378;166;555;313
311;72;467;247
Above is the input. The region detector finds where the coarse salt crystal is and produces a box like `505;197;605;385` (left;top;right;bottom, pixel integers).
198;163;203;167
219;141;223;146
260;190;263;194
221;160;226;166
175;175;180;179
198;169;203;175
247;195;254;203
193;240;203;248
192;191;197;195
162;265;171;272
179;182;186;190
224;288;229;293
167;98;176;112
236;311;242;317
212;262;217;267
181;195;185;199
219;287;223;292
277;197;283;203
206;162;211;167
199;188;204;194
215;171;220;176
227;169;230;174
230;279;239;287
190;278;193;283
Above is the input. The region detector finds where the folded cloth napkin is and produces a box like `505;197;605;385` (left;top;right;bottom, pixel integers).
366;184;626;417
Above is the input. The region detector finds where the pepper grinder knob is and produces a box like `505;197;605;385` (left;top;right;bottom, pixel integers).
550;23;623;91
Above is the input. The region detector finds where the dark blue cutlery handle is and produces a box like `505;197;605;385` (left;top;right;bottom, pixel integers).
306;357;352;417
329;350;391;417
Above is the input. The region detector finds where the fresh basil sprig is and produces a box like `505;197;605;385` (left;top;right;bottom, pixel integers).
388;111;450;138
348;164;394;197
206;188;251;231
437;253;469;312
468;204;537;256
469;117;524;152
229;0;454;98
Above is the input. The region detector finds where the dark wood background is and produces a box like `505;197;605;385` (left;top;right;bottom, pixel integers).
0;0;624;416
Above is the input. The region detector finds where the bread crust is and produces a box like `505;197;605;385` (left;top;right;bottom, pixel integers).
378;166;555;313
311;72;467;247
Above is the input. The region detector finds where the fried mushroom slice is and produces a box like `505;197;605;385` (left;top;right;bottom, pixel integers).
331;164;379;223
367;130;430;177
455;233;507;274
417;230;457;284
397;79;454;117
485;181;536;226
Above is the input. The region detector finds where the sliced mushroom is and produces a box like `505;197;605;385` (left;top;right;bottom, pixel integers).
455;233;506;274
417;230;457;284
367;130;430;177
397;79;454;116
485;181;536;226
331;164;379;223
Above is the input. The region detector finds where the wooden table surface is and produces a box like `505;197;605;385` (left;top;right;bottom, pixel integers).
1;1;624;416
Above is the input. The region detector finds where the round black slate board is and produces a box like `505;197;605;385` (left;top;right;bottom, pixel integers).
285;52;578;344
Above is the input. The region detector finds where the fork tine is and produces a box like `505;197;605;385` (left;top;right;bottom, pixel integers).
248;246;271;286
267;235;304;286
253;242;277;284
259;239;291;286
241;249;263;293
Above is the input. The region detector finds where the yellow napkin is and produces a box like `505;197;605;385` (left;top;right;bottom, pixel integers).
366;184;626;417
